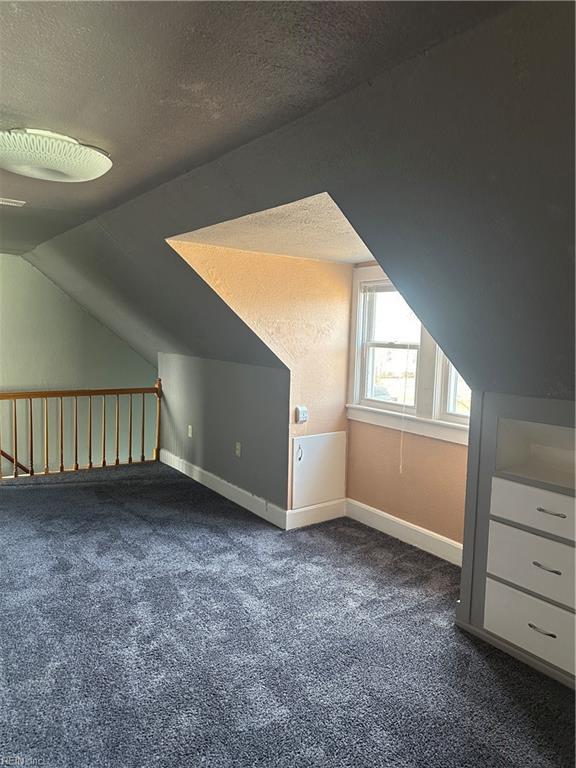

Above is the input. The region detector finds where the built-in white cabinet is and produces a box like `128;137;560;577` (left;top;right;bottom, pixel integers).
490;477;575;541
496;417;575;491
457;395;575;687
484;578;575;676
291;431;346;510
487;520;575;610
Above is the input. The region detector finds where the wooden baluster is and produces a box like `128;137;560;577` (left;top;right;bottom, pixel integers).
59;397;64;472
73;396;79;471
88;396;93;469
114;394;120;465
140;394;145;462
0;402;3;480
28;398;34;476
44;398;49;474
12;399;18;478
153;378;162;461
128;394;133;464
0;385;162;476
101;396;107;467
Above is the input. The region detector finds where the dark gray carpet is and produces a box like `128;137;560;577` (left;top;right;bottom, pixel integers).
0;464;573;768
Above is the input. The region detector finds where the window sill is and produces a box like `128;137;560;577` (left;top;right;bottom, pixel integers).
346;404;469;446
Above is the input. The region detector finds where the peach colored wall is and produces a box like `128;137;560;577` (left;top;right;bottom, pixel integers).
170;240;353;439
347;420;467;542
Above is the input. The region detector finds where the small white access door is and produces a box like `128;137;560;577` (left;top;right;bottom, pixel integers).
291;431;346;510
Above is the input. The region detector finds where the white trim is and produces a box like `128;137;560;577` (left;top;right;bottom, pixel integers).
435;351;471;426
348;263;388;404
286;499;347;530
160;449;287;528
161;449;462;565
346;498;463;566
347;404;469;446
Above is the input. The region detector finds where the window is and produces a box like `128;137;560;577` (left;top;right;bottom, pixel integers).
360;285;421;410
349;266;470;443
443;361;472;420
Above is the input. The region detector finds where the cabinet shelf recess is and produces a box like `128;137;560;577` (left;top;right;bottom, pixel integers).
496;418;575;492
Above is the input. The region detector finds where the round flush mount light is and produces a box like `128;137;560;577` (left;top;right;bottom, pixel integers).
0;129;112;183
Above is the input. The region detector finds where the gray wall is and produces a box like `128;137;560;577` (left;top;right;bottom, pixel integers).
0;253;156;390
26;3;574;400
0;253;157;473
159;353;290;507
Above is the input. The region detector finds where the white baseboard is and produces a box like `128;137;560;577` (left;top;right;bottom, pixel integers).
160;450;462;565
346;498;463;566
160;449;286;528
285;499;347;530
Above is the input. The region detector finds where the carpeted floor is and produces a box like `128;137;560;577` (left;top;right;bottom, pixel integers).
0;464;573;768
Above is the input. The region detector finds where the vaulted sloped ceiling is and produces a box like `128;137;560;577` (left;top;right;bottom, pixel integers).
1;0;507;254
25;3;574;398
28;220;282;368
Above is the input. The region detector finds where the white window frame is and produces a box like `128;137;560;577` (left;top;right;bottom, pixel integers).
357;281;419;414
435;352;471;426
347;265;469;445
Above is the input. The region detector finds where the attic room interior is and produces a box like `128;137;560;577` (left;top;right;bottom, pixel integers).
0;2;573;767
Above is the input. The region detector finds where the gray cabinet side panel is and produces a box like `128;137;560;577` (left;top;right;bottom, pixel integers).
457;389;484;623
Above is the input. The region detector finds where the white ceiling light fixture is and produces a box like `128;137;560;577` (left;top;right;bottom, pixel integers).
0;129;112;183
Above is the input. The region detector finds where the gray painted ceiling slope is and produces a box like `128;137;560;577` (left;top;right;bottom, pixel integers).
25;3;574;398
26;220;284;369
0;1;508;253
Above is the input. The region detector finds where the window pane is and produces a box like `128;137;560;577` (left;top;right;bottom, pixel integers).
372;290;421;345
447;365;471;416
365;347;418;407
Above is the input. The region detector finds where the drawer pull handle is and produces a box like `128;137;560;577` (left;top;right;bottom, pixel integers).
536;506;567;519
532;560;562;576
528;622;557;639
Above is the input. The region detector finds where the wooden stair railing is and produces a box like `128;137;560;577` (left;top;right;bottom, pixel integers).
0;449;30;475
0;379;162;480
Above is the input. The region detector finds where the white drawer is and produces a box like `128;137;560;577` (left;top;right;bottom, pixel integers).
487;521;575;609
490;477;575;542
484;578;575;675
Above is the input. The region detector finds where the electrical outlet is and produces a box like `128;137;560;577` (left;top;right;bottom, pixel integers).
187;425;193;438
234;441;242;458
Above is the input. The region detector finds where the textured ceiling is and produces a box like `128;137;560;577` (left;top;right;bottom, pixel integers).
24;4;574;397
0;1;508;253
172;193;374;263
